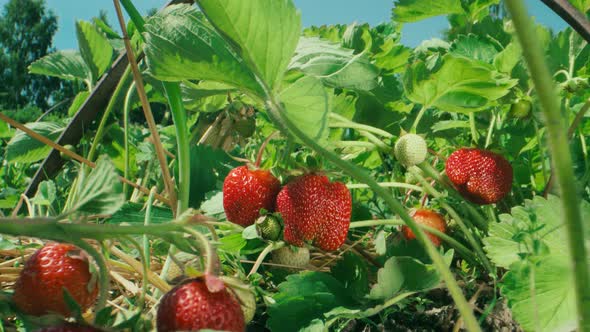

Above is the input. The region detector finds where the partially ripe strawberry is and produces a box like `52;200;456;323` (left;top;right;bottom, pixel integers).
401;209;447;247
223;166;281;227
13;243;98;316
394;134;427;167
271;246;310;270
35;324;103;332
156;278;245;332
445;148;513;204
276;174;351;251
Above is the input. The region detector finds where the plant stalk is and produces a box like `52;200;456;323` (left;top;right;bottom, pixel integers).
507;1;590;329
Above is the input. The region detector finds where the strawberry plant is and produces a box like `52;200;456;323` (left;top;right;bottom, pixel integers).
0;0;589;331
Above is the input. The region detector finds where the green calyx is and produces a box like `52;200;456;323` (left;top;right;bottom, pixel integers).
256;214;282;241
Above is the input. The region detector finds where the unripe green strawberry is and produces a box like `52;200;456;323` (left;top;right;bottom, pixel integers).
232;287;256;323
60;144;76;161
394;134;427;167
510;99;531;118
271;246;310;271
256;215;282;241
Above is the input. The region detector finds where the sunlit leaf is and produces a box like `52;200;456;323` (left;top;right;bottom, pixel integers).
76;20;113;82
29;50;91;83
198;0;301;91
392;0;464;23
143;4;263;95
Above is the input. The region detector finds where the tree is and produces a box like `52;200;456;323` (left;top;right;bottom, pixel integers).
0;0;66;110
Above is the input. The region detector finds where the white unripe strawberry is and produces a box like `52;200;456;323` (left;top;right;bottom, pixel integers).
394;133;427;167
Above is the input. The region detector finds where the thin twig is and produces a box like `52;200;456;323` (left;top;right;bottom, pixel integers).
0;113;171;206
113;0;178;211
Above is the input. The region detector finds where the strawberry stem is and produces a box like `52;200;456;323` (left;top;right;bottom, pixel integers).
247;242;284;277
329;113;394;139
418;162;488;230
349;219;479;267
255;131;279;168
507;1;590;329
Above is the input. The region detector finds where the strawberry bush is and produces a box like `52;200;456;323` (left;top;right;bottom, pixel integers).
1;0;590;331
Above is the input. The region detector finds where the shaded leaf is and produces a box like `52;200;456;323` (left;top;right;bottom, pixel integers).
107;202;173;224
267;271;355;332
68;91;90;117
6;122;64;163
69;156;124;215
31;181;56;206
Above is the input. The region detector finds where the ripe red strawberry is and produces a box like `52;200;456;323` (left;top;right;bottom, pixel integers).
276;173;351;251
445;148;513;204
35;324;103;332
13;243;98;316
401;209;447;247
156;278;245;332
223;166;281;227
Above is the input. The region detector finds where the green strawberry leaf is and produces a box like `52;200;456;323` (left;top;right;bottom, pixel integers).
6;122;64;164
279;75;330;146
369;256;441;300
482;195;588;268
330;252;370;301
197;0;301;92
501;257;577;332
30;180;56;206
28;50;91;84
403;55;517;113
185;145;238;209
289;37;379;91
267;271;355;332
392;0;464;23
106;202;173;224
483;195;590;331
143;4;263;96
449;34;498;64
76;20;113;83
67;156;124;216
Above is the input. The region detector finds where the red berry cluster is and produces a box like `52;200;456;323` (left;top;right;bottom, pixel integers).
223;166;352;251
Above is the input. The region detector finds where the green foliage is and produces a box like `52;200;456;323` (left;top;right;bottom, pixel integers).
279;76;330;145
143;5;263;95
392;0;464;23
67;156;124;215
75;20;114;84
484;196;590;331
5;121;64;163
29;50;91;83
403;55;517;113
267;272;355;332
198;0;301;91
289;37;379;91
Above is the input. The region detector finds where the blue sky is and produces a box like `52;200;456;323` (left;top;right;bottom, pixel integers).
1;0;567;50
